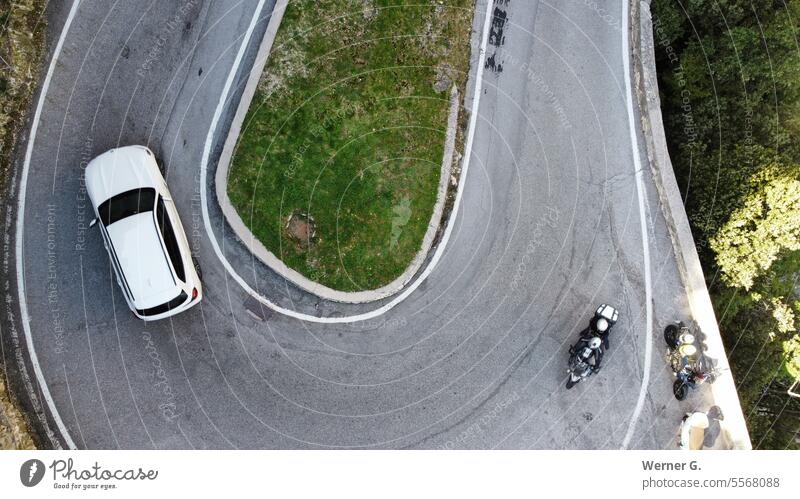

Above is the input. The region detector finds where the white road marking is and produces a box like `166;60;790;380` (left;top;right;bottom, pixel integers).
201;0;495;323
15;0;82;449
620;0;654;449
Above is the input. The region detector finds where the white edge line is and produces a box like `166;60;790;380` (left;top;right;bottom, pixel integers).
16;0;82;449
201;0;495;324
621;0;654;449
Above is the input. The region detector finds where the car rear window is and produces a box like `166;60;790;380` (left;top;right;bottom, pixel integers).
98;188;156;226
136;291;188;318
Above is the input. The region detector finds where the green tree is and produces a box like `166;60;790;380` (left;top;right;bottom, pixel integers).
652;0;800;448
711;169;800;289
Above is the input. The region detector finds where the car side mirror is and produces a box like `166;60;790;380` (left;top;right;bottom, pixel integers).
89;218;98;228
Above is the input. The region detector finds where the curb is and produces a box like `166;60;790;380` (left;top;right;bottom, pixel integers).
214;2;462;304
633;0;751;449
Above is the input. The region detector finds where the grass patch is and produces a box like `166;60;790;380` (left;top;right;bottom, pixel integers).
227;0;473;291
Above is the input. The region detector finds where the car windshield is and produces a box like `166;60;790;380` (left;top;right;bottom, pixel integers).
98;188;155;226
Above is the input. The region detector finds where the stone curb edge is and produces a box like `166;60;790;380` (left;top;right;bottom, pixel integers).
214;0;463;304
633;0;751;449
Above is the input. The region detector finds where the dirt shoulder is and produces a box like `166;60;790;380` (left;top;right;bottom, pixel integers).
0;375;35;449
0;0;50;450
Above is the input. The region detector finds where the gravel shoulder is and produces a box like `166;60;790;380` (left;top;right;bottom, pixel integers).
0;0;57;450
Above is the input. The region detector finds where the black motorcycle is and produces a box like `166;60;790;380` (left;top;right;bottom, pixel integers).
567;336;603;389
664;322;719;400
566;304;619;389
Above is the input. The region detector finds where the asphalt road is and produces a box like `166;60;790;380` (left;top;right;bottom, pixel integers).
4;0;710;449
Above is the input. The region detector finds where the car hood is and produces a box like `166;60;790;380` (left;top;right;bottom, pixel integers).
106;212;179;309
85;146;158;205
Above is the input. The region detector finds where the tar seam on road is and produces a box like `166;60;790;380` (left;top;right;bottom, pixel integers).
620;0;654;450
200;0;496;324
16;0;82;450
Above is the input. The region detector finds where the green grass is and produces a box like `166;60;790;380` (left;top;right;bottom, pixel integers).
227;0;473;291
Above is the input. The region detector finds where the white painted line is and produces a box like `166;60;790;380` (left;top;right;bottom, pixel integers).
620;0;654;449
16;0;81;449
201;0;495;323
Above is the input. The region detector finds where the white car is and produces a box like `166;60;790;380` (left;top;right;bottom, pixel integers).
86;145;202;320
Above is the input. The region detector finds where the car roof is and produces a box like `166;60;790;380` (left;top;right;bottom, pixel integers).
106;212;180;309
85;146;159;204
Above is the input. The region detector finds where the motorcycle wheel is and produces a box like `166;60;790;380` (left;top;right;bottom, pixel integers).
664;324;679;347
673;380;689;400
566;377;578;389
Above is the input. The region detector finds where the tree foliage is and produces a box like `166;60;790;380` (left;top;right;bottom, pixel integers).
710;168;800;289
652;0;800;448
